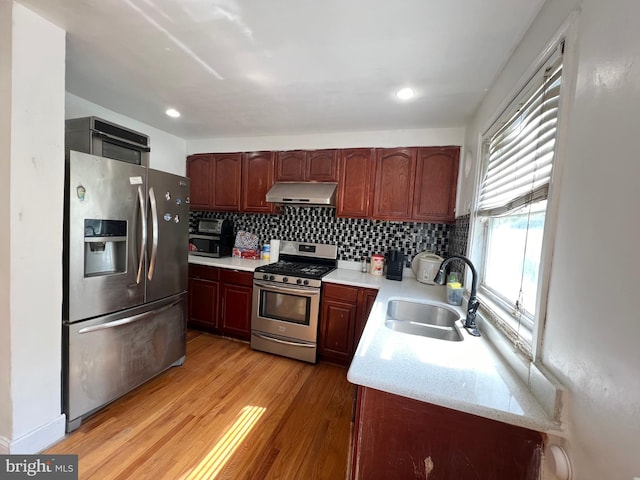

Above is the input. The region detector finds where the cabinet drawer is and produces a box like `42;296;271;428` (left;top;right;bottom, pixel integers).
188;264;220;281
323;283;358;302
220;269;253;287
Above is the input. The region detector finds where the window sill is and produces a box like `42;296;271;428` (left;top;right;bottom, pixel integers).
474;297;567;429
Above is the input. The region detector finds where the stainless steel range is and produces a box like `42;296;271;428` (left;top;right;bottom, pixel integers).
251;241;338;363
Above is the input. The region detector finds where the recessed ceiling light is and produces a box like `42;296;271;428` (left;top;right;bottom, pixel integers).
395;88;415;100
165;108;181;118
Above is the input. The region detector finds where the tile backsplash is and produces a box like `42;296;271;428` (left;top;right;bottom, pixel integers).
448;213;470;276
190;207;460;266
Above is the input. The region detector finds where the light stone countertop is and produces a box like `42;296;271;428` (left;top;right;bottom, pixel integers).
188;254;272;272
324;267;558;433
188;256;557;433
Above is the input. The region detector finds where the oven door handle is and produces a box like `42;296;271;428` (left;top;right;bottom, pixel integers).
253;280;320;297
252;332;316;348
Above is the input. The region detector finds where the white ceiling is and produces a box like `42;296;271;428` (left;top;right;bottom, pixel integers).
17;0;544;140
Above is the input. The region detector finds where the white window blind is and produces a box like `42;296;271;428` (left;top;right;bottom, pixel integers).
478;47;563;217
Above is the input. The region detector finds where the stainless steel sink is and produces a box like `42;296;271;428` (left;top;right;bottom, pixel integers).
385;300;463;341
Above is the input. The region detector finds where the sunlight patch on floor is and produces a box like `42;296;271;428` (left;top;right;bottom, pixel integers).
183;405;266;479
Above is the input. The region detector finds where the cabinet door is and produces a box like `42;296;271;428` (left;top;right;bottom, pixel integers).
306;149;339;181
320;283;359;366
242;151;275;213
186;154;212;210
320;299;357;365
352;387;543;480
187;277;219;330
412;147;459;223
337;148;374;218
353;288;377;350
220;271;253;340
372;148;417;220
276;150;306;181
211;153;242;211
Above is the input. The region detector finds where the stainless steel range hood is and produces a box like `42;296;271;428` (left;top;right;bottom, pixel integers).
266;182;337;206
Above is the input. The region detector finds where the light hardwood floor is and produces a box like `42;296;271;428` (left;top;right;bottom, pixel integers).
46;330;355;480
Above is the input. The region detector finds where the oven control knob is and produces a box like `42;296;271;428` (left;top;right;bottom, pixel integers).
303;279;309;286
282;277;289;283
269;275;275;281
296;278;302;285
262;274;269;280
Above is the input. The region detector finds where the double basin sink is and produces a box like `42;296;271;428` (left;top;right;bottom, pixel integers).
385;299;463;341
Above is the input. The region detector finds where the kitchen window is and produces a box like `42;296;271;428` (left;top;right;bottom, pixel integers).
473;41;564;357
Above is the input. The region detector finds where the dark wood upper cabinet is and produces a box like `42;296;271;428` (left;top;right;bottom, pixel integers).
242;151;275;213
275;150;306;181
186;153;242;211
372;147;417;220
412;147;459;223
186;154;212;210
276;149;339;182
189;146;459;222
211;153;242;211
306;149;339;181
337;148;374;218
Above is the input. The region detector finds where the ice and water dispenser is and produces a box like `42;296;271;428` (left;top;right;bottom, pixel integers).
84;219;127;277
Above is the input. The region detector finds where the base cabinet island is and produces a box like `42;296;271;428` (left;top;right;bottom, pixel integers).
351;386;544;480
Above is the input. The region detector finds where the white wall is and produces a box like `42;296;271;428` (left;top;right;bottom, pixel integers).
0;2;67;453
0;0;14;450
66;93;187;176
461;0;640;478
187;127;465;154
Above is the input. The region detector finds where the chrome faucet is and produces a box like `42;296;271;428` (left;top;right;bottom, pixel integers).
433;255;481;337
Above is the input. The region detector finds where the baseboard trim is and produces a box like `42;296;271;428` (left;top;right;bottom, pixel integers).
5;414;66;454
0;435;9;454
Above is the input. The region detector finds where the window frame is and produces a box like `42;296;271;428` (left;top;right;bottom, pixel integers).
468;33;572;361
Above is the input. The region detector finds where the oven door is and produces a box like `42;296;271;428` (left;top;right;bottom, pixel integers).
252;280;320;343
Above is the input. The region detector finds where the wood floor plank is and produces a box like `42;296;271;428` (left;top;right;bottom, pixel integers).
45;331;354;480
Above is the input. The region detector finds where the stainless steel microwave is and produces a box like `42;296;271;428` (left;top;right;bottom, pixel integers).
189;234;231;258
65;116;150;167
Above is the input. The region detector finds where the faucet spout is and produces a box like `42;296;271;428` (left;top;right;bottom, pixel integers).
433;255;481;337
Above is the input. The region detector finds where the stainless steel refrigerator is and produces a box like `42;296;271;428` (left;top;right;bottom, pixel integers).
63;150;190;431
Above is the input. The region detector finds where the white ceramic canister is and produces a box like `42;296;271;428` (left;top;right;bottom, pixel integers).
370;254;384;276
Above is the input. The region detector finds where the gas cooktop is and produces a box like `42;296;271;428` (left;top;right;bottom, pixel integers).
253;241;338;286
255;260;336;280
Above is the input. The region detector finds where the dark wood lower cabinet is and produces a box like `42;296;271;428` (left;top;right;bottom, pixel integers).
219;269;253;340
319;283;378;366
188;265;252;340
351;386;544;480
188;276;219;330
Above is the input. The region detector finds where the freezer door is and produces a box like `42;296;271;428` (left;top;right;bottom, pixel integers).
146;169;190;302
64;293;186;431
66;151;147;322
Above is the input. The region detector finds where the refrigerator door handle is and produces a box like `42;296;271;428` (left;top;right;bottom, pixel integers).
136;185;147;285
148;186;159;281
77;297;182;334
